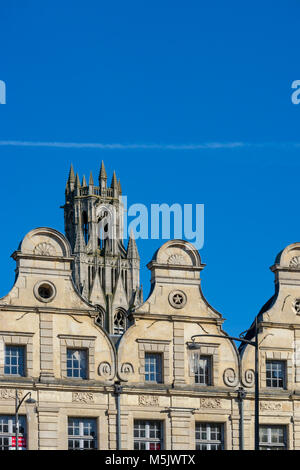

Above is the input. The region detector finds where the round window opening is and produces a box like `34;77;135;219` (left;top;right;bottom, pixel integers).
295;299;300;314
38;284;53;299
169;290;187;309
34;281;56;303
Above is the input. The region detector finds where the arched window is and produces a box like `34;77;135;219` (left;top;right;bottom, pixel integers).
95;306;105;328
113;309;126;335
82;211;89;244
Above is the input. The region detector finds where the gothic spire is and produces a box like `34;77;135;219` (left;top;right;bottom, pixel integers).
82;175;87;187
127;230;140;259
74;225;86;253
99;161;107;180
118;179;122;194
75;173;81;188
68;163;75;184
111;171;118;189
89;171;94;186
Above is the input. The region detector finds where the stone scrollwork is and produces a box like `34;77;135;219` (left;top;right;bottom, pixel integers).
241;369;255;388
120;363;134;375
98;361;113;379
223;368;239;387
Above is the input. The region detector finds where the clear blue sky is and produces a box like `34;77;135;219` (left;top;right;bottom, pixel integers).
1;1;300;337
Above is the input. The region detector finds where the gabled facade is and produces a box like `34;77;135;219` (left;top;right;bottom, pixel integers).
0;173;300;449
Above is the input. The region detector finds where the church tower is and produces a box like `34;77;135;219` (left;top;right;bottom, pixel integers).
62;162;142;338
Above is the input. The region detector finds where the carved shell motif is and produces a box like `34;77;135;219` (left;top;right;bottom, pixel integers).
167;254;186;265
289;256;300;269
34;242;55;256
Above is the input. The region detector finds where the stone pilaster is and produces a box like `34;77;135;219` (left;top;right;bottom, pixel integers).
169;408;194;450
39;313;54;382
37;406;59;450
173;322;185;385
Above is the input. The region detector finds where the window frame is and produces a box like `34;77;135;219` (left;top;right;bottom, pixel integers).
66;348;88;380
0;415;26;451
193;354;213;386
4;344;26;377
144;352;163;384
195;422;224;450
266;360;286;389
133;420;163;450
259;425;287;450
68;417;97;451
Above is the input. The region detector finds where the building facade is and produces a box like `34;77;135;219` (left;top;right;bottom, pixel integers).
0;164;299;450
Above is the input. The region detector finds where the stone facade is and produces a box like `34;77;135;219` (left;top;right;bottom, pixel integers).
0;167;300;450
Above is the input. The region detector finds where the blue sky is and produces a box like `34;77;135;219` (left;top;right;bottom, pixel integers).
1;1;300;337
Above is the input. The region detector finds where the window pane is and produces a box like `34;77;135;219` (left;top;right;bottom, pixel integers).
133;420;163;450
4;346;25;377
145;354;162;383
67;349;87;379
68;418;97;451
195;423;223;450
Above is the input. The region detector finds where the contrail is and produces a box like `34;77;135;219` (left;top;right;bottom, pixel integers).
0;140;299;150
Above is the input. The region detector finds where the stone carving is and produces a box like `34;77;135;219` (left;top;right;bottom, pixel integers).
72;392;94;404
241;369;255;388
98;361;112;378
200;398;222;409
34;242;55;256
168;290;187;309
294;299;300;314
167;254;186;265
223;368;239;387
121;363;134;375
260;401;282;411
138;395;159;407
290;256;300;269
0;389;23;400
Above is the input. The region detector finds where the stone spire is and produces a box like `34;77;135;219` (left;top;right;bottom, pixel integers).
111;171;118;189
68;164;75;184
89;171;94;186
74;225;86;253
99;161;107;194
127;230;140;259
118;179;122;195
66;164;76;192
82;175;87;187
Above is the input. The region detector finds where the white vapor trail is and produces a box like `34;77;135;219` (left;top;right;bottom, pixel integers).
0;140;299;150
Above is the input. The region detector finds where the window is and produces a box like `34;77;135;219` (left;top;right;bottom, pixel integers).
113;310;126;335
195;423;224;450
68;418;97;450
266;360;286;388
194;355;212;385
4;346;25;376
0;416;26;451
259;426;287;450
67;349;88;379
145;353;162;383
134;420;163;450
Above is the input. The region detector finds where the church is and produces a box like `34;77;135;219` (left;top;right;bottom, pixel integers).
0;162;299;450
